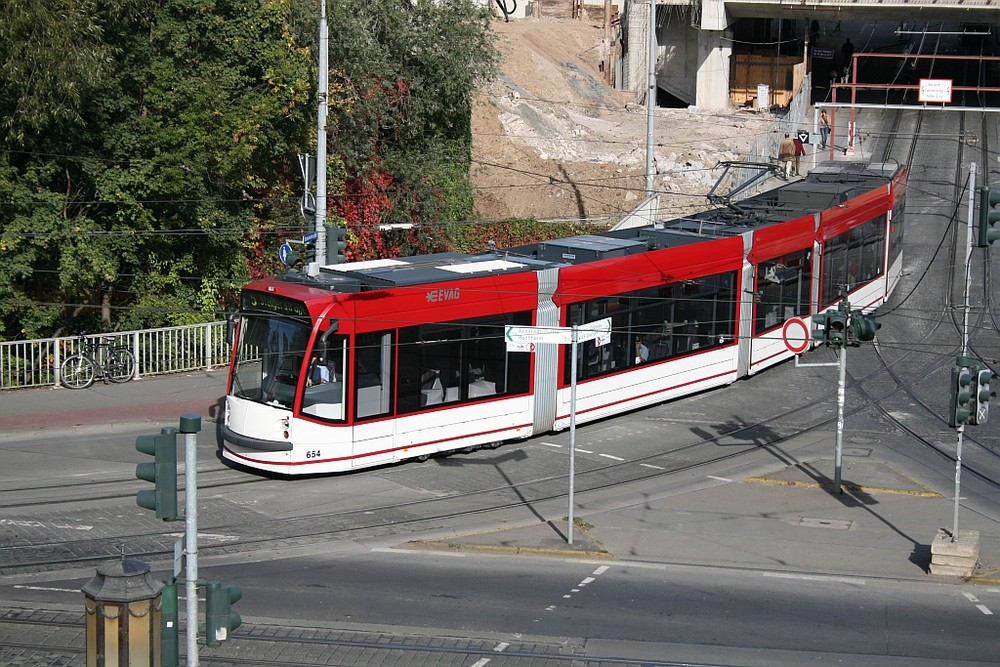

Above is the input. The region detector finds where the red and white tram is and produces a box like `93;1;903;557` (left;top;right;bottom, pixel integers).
222;161;907;474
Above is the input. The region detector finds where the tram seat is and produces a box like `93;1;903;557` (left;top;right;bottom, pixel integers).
420;377;444;406
468;379;496;398
302;381;344;409
357;384;384;417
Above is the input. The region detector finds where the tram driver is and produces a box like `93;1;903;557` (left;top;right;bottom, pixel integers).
307;354;330;386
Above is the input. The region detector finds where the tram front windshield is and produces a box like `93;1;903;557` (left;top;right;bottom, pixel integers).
231;313;348;419
231;314;312;410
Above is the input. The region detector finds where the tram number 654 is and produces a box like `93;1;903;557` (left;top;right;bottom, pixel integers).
305;450;322;459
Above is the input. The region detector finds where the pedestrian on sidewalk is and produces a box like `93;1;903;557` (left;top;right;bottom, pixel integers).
792;134;805;175
778;134;796;179
841;38;854;81
820;110;830;149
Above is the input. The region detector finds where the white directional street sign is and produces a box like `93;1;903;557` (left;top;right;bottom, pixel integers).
505;318;611;350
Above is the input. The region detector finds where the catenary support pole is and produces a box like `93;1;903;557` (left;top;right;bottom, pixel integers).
644;0;656;195
315;1;328;266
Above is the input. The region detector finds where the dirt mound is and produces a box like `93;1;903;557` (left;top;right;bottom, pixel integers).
471;17;773;222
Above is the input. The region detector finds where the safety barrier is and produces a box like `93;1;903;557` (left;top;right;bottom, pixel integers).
0;321;229;390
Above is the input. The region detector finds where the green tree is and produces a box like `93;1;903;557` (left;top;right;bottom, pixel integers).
328;0;499;232
0;0;315;339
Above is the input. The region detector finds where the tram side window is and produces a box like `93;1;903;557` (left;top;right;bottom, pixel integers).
396;313;531;414
755;250;811;335
565;272;737;383
820;216;885;306
567;298;629;377
301;334;348;421
355;331;393;419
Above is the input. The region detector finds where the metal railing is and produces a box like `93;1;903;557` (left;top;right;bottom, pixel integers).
0;322;229;390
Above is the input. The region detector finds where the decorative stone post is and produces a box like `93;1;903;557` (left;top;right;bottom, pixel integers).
82;556;163;667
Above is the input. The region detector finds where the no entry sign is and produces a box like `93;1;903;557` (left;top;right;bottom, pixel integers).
782;317;810;354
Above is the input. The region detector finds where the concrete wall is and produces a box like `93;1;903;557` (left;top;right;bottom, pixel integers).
659;15;699;105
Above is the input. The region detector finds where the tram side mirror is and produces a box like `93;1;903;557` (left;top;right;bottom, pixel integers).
319;321;339;346
226;311;238;346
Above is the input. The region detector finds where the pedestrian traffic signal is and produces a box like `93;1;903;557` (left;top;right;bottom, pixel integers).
949;359;975;428
978;186;1000;247
811;310;847;346
135;427;179;520
205;581;242;646
849;312;880;344
971;367;997;425
325;223;347;264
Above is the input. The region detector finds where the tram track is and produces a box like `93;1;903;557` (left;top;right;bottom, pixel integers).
0;611;767;667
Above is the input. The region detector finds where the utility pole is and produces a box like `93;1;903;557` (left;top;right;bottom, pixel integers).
314;0;328;268
644;0;656;195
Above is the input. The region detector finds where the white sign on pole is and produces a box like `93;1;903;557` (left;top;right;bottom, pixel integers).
918;78;953;104
504;318;611;350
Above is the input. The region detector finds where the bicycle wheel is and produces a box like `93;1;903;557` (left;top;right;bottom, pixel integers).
62;354;96;390
105;347;136;383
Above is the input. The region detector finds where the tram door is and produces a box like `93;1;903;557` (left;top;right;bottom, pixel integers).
351;331;395;468
738;261;755;376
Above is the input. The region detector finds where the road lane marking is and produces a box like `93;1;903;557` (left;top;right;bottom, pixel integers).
707;475;732;482
763;572;865;585
963;591;993;614
639;463;664;470
599;453;625;461
371;547;466;557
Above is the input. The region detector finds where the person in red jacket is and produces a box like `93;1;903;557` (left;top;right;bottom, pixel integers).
792;134;806;175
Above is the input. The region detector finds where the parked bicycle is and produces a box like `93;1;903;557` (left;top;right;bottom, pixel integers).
61;335;137;389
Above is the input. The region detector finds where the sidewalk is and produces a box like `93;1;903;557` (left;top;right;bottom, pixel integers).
0;370;227;432
409;457;1000;583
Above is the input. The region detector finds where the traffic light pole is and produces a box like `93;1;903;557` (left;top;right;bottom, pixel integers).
834;344;847;493
179;415;201;667
950;164;976;541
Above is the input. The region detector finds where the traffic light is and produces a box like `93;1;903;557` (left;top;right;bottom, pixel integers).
971;367;997;425
978;186;1000;247
811;312;829;343
325;223;347;264
949;358;975;427
205;581;242;647
826;311;847;346
849;312;880;344
135;427;179;520
811;310;847;346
